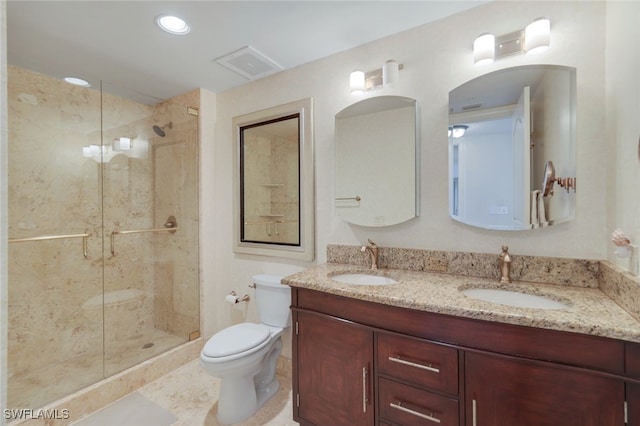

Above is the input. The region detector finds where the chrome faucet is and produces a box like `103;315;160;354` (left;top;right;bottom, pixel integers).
499;245;512;283
361;239;379;270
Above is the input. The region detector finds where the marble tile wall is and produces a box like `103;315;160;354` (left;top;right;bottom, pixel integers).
7;66;200;409
151;91;200;339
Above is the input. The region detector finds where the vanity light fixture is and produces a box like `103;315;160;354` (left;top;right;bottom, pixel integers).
155;14;190;35
350;71;366;95
349;60;404;94
524;18;551;54
449;125;468;139
473;33;495;65
473;18;551;65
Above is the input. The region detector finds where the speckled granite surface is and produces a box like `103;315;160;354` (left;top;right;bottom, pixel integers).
285;245;640;343
327;244;601;287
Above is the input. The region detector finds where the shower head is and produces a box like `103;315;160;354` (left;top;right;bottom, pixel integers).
152;122;172;137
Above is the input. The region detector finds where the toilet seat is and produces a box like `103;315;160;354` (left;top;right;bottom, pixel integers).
203;323;271;358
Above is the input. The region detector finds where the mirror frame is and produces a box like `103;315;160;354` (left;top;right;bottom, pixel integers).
232;98;314;261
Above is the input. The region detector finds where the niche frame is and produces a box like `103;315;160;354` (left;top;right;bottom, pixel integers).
232;98;315;261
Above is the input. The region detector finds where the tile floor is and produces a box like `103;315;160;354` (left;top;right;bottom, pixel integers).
72;359;298;426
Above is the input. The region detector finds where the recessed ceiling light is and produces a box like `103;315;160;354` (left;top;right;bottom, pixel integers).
156;14;190;35
64;77;91;87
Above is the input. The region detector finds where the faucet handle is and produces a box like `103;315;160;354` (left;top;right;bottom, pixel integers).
367;238;377;247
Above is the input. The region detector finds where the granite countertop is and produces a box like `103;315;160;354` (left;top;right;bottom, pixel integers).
282;263;640;343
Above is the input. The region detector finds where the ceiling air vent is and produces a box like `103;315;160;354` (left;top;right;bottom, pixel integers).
214;46;283;80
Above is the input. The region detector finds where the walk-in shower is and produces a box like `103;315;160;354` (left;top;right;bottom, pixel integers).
6;66;200;410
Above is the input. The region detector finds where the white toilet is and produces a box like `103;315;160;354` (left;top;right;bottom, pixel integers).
200;274;291;425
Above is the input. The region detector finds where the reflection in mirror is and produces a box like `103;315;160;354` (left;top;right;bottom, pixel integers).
449;65;576;230
241;116;300;245
335;96;418;227
233;98;314;260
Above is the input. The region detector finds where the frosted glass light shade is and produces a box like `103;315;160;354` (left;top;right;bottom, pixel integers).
350;71;365;94
382;60;399;88
473;33;495;65
524;18;550;54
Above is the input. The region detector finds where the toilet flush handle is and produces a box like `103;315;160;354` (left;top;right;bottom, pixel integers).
249;283;256;289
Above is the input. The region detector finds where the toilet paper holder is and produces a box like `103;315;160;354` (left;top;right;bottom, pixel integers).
227;291;250;303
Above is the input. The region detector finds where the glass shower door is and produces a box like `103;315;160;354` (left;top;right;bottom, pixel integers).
101;83;200;376
7;66;105;408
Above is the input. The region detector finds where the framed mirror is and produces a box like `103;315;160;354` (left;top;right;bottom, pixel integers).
448;65;576;230
233;98;314;260
335;95;418;227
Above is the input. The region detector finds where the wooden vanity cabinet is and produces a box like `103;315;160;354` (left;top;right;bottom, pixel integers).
465;352;624;425
291;288;634;426
294;310;374;426
627;342;640;426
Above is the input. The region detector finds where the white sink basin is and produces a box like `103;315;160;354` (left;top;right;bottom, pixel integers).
331;273;397;286
461;288;569;310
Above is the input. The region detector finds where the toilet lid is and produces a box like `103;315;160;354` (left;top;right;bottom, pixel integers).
203;323;271;358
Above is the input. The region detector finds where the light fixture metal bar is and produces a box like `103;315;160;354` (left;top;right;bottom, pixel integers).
495;30;524;59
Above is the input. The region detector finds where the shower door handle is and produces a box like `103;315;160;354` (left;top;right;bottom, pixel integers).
9;232;91;259
110;216;178;256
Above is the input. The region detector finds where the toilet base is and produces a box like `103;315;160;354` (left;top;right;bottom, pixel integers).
215;338;283;425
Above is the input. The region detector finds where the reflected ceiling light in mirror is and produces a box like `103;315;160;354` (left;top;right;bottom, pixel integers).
112;137;132;151
449;125;468;138
473;18;551;64
64;77;91;87
473;33;495;65
524;18;551;54
350;71;366;95
155;15;190;35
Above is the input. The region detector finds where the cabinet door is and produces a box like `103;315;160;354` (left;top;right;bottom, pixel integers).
465;352;624;426
629;383;640;426
296;311;374;426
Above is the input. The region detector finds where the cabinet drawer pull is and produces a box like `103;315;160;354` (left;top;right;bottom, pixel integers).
390;401;441;423
472;399;477;426
362;367;368;413
388;356;440;373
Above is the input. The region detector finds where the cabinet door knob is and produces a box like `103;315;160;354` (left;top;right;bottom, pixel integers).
388;355;440;373
390;401;441;423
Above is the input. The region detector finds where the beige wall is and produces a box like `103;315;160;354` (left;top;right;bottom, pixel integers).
605;1;640;274
200;1;638;354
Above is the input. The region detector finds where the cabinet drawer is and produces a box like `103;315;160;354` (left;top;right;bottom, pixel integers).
626;342;640;378
379;377;459;426
378;332;458;395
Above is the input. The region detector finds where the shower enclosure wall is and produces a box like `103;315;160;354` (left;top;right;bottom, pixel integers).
7;65;200;409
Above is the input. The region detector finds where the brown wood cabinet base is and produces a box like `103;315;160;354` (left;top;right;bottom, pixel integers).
291;288;637;426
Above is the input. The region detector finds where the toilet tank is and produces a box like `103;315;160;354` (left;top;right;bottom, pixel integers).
252;274;291;328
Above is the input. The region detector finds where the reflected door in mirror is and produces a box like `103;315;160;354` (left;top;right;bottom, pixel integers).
449;65;576;231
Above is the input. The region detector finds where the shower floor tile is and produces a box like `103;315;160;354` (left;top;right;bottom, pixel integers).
8;328;185;409
72;359;297;426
